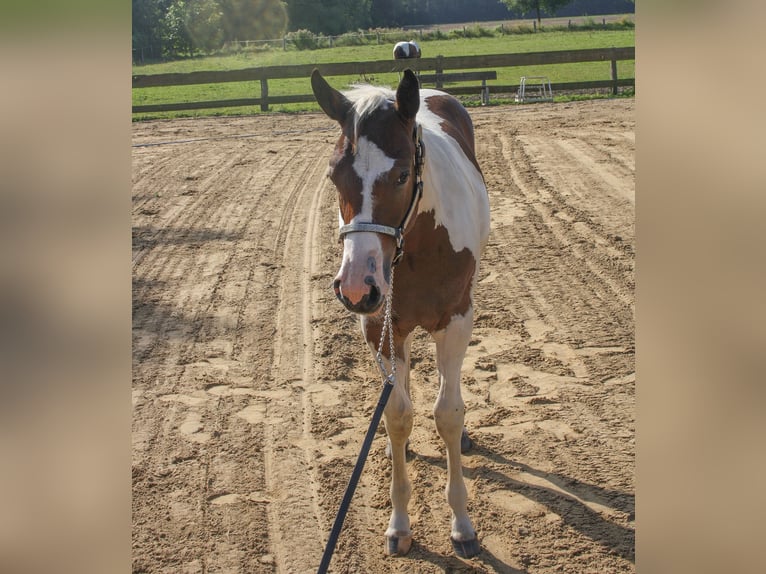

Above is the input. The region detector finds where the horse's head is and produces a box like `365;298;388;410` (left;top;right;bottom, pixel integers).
311;69;421;315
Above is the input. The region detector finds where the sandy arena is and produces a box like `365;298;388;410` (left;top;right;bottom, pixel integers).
132;98;635;573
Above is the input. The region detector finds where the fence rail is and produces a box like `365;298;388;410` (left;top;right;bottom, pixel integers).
132;46;634;113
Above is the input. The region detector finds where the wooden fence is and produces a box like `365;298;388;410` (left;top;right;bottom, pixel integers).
132;46;634;114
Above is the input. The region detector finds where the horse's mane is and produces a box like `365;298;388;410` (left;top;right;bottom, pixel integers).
343;84;395;149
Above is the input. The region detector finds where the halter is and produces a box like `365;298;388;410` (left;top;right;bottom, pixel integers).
338;123;425;266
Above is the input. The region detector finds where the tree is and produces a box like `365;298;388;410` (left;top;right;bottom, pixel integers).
184;0;225;53
164;0;193;56
285;0;371;35
219;0;288;42
133;0;174;59
370;0;402;28
161;0;223;56
498;0;573;26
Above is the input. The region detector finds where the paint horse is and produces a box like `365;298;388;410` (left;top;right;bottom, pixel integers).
311;69;490;558
393;40;421;59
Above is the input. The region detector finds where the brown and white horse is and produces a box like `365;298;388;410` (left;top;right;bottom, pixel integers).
393;40;421;59
311;69;490;558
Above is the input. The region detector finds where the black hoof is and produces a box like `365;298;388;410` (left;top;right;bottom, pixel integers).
385;534;412;556
460;428;473;453
451;535;481;558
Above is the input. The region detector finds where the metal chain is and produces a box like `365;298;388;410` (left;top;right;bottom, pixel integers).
375;266;396;386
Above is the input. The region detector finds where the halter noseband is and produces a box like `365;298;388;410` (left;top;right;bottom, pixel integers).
338;123;425;266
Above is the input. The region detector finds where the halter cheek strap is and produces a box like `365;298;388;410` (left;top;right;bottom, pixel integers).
338;124;425;266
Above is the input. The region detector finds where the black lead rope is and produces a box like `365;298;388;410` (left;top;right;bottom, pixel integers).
316;378;394;574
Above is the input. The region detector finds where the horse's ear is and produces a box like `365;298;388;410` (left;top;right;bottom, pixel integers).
396;69;420;121
311;69;352;124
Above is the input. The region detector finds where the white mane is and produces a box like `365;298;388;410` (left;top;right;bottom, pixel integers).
343;84;395;147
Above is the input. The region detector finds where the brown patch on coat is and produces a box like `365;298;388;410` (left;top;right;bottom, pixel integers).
328;134;363;221
363;210;475;351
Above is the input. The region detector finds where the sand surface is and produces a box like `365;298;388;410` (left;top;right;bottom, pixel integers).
132;98;635;573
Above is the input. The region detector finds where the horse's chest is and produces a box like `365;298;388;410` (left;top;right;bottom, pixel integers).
394;212;477;332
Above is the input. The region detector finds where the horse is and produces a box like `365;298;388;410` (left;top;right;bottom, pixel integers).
311;69;490;558
393;40;421;59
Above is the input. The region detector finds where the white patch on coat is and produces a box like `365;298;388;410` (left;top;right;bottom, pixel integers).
415;90;491;259
352;135;395;222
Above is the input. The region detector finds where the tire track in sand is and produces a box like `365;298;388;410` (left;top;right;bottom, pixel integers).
132;135;300;573
262;149;333;573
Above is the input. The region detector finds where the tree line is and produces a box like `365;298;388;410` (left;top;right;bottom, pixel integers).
132;0;634;60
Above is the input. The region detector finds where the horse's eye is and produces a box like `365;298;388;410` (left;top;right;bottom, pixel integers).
396;171;410;186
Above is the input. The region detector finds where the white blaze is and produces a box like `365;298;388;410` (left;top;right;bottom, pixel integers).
335;136;396;303
352;136;395;222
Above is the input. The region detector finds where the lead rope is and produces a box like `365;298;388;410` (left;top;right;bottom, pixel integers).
316;268;397;574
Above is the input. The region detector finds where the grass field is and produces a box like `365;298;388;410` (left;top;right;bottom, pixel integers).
132;28;634;120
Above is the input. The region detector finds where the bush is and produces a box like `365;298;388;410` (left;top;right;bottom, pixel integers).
464;24;494;38
426;29;448;41
619;17;635;28
285;29;318;50
335;30;367;47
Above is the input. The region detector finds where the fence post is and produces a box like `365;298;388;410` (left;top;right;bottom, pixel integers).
283;37;286;51
435;55;444;89
610;47;618;95
260;78;269;111
533;21;537;33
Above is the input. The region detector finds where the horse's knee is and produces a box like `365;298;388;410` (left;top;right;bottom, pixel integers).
384;393;413;441
433;397;465;439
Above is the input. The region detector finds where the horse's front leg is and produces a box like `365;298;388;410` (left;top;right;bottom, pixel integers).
432;309;480;558
363;318;414;556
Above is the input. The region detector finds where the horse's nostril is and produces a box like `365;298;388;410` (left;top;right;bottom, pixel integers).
367;284;380;307
332;279;343;301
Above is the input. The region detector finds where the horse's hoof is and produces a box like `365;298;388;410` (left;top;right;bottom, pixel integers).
451;535;481;558
385;533;412;556
460;428;473;453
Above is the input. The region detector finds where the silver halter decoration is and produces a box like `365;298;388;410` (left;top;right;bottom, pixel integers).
374;265;397;385
338;123;425;266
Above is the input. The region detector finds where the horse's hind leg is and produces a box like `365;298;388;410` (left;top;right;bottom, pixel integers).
432;309;480;558
363;319;414;556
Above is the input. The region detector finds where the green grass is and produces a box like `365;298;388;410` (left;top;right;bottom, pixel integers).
132;29;634;120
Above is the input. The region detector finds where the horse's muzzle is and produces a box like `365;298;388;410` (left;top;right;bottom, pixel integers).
333;277;383;315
